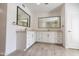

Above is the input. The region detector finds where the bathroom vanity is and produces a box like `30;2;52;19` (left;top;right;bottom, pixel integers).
16;26;63;51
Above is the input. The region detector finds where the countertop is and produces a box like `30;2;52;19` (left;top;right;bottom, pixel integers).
16;26;63;32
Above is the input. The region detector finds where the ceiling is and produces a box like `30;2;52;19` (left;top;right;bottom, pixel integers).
24;3;63;13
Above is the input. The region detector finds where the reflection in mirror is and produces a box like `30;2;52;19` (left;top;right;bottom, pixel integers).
16;6;30;27
38;16;61;28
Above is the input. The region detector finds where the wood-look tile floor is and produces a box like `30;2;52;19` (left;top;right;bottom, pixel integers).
9;43;79;56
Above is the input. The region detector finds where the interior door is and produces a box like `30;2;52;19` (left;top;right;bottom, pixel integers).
65;4;79;48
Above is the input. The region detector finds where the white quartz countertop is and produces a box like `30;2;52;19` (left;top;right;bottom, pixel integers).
16;25;63;32
16;25;26;31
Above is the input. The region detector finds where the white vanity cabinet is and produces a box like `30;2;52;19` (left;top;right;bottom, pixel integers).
26;31;36;49
36;31;63;44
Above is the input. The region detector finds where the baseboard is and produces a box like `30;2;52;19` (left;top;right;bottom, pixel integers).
36;41;63;45
64;46;79;50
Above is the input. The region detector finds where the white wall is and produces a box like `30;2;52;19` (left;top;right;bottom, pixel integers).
65;3;79;49
0;4;7;55
5;3;17;55
5;3;34;55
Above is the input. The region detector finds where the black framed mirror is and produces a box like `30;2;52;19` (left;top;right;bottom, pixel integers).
16;6;30;27
38;16;61;29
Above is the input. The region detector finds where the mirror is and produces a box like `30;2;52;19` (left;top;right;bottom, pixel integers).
16;6;30;27
38;16;61;28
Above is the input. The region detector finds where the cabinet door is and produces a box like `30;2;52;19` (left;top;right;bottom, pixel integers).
48;32;56;43
27;31;32;48
26;31;36;49
36;32;43;42
36;32;48;42
42;32;48;42
27;31;32;40
31;32;36;45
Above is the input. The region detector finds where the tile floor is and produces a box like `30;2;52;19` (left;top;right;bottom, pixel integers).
8;42;79;56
